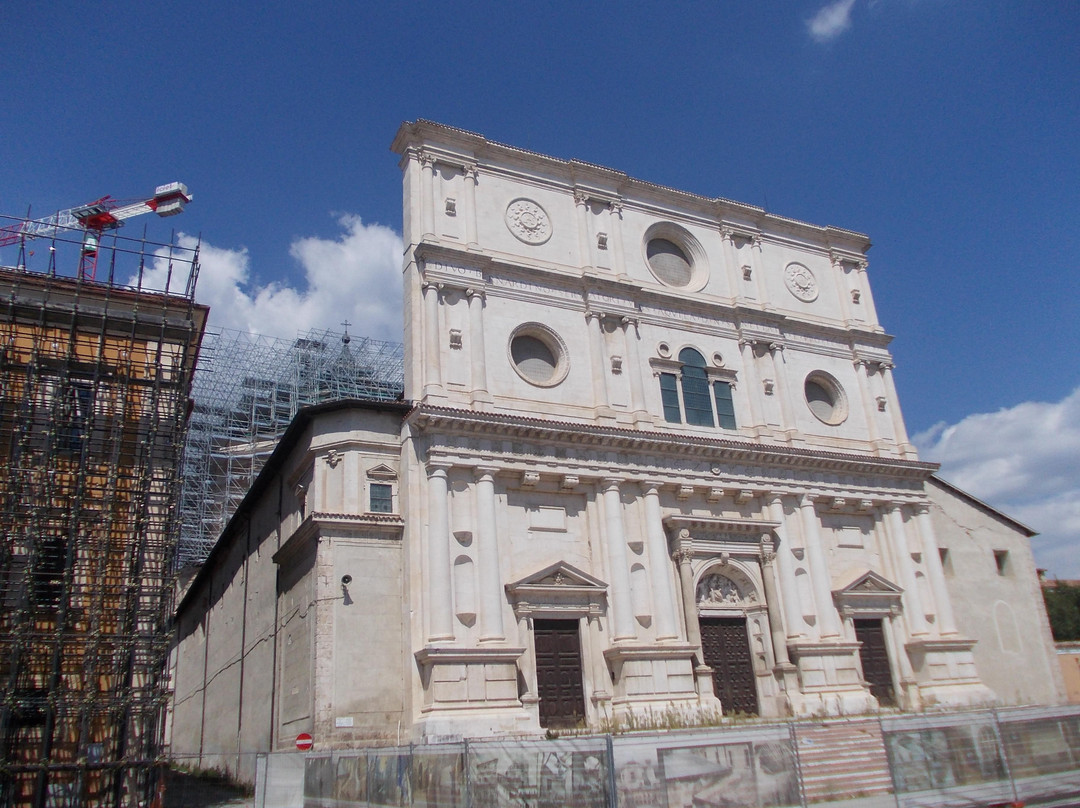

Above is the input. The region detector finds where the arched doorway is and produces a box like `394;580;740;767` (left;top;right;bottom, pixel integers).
695;567;766;716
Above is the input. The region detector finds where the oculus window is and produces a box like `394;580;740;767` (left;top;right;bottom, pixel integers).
508;324;569;387
641;222;708;290
804;372;848;426
646;238;693;287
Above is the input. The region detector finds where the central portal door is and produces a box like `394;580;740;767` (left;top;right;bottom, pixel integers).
855;618;895;706
699;617;759;715
533;619;586;728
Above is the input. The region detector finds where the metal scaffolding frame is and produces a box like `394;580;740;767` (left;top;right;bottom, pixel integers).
0;217;206;807
177;325;404;566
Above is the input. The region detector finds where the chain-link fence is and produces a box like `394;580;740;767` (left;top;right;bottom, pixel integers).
252;705;1080;808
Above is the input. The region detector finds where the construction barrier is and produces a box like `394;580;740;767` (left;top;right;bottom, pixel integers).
252;704;1080;808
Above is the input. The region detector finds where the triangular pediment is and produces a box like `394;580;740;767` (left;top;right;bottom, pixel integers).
365;464;397;480
833;569;903;596
507;561;606;591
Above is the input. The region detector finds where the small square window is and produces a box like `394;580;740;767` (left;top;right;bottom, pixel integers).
993;550;1009;576
370;483;393;514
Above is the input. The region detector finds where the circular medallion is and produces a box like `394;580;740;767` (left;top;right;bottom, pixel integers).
784;263;819;302
505;198;552;245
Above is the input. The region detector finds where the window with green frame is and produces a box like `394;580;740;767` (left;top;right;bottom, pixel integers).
369;483;393;513
657;348;737;430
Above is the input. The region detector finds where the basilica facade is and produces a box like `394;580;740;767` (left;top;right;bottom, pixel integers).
170;122;1063;774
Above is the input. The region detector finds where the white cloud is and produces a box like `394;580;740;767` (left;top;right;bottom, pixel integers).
914;387;1080;578
807;0;858;43
142;215;403;343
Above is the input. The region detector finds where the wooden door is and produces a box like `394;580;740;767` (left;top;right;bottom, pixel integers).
533;619;585;728
700;617;759;715
855;618;896;706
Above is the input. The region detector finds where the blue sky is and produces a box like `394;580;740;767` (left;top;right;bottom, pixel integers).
4;2;1078;575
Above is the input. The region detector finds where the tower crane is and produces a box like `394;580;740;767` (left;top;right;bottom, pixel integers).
0;182;192;280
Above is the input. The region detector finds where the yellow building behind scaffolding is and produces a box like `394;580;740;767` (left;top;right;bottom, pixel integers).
0;253;207;807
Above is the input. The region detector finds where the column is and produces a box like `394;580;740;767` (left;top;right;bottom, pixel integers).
608;201;626;278
475;467;505;641
587;311;611;415
750;235;768;303
422;282;442;396
833;255;853;323
767;494;804;638
517;613;538;710
885;503;928;636
759;542;791;666
420;151;436;240
588;613;611;705
856;260;880;324
463;164;478;248
738;338;765;429
767;343;796;433
427;464;454;641
642;483;679;639
674;541;702;651
883;611;919;708
797;495;841;638
913;503;958;635
621;317;648;419
720;228;742;299
574;190;592;269
467;288;489;403
602;480;636;640
853;359;882;445
879;363;914;451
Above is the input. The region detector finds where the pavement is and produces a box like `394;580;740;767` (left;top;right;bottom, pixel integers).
162;768;255;808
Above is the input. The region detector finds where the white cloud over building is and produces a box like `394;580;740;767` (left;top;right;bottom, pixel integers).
915;387;1080;578
146;215;403;343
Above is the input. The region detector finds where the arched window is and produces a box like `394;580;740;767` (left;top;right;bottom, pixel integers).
679;348;713;426
658;348;737;430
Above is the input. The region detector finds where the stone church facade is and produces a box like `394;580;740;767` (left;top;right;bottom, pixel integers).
169;122;1063;774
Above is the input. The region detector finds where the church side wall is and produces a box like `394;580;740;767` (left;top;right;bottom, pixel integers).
171;435;313;784
929;479;1066;706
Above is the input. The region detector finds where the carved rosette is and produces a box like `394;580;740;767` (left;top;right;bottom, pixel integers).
505;198;552;244
783;263;819;302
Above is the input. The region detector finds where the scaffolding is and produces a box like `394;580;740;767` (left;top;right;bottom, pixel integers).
177;324;405;566
0;217;206;807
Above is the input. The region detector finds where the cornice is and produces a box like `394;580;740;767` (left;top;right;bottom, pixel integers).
407;404;939;480
392;120;871;252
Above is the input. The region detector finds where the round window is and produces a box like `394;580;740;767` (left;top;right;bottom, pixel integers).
646;238;693;286
508;325;568;387
805;373;848;425
641;223;708;290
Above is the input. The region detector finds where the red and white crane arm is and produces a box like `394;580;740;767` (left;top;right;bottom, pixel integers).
0;182;192;249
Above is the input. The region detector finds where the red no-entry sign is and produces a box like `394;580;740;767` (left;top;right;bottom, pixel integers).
295;733;313;751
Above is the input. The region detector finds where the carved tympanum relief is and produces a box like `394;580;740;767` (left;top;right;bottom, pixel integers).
696;573;758;607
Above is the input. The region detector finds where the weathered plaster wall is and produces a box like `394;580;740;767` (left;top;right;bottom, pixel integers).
929;478;1066;706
